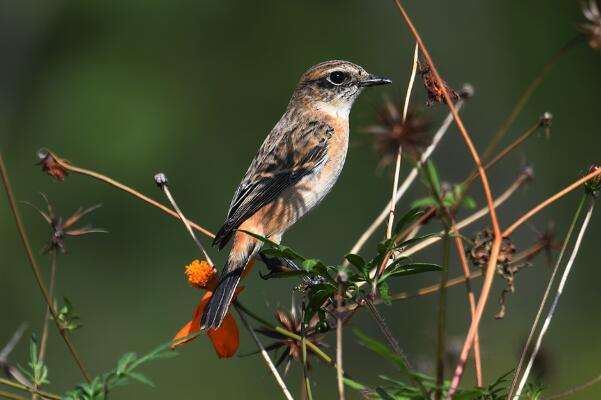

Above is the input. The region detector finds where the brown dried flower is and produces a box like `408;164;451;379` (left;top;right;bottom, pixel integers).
27;193;107;253
37;149;70;181
363;99;431;166
417;60;460;106
255;302;327;375
580;0;601;52
468;228;520;319
585;163;601;196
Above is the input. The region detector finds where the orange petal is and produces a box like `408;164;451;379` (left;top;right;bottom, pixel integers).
207;312;239;358
172;291;213;349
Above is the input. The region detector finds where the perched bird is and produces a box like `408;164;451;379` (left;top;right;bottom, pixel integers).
201;60;391;330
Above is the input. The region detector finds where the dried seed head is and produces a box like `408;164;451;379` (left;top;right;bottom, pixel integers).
585;163;601;196
580;0;601;52
540;112;553;138
363;99;431;167
417;60;460;106
37;149;69;181
255;302;326;375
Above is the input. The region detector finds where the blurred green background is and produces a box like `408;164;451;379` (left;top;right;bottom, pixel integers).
1;1;600;399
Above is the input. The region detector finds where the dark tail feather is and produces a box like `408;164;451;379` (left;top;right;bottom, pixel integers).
200;260;244;330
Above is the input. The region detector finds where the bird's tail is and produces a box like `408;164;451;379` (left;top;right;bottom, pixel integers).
201;234;259;330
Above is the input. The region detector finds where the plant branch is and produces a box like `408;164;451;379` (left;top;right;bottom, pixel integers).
0;154;92;383
481;35;582;162
44;150;214;239
546;372;601;400
503;167;601;237
234;305;294;400
513;198;595;399
0;378;61;400
435;232;450;399
507;194;588;398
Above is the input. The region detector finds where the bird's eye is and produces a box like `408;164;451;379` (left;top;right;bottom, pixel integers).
327;71;346;85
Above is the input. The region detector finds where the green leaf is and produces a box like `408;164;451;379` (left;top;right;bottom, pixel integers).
411;196;438;209
127;372;155;387
392;208;424;236
426;160;441;196
380;262;441;281
379;281;391;306
345;253;365;269
304;283;335;324
343;377;367;390
260;270;310;280
116;352;137;375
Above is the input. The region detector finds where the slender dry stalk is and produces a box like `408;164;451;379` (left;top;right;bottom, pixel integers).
38;251;57;362
0;154;92;383
154;173;214;266
481;36;582;162
449;221;483;385
0;389;25;400
513;198;595;399
299;302;313;400
503;167;601;237
385;42;419;240
546;372;601;400
435;233;450;399
390;6;504;393
335;281;345;400
234;305;294;400
507;194;587;398
45;150;214;239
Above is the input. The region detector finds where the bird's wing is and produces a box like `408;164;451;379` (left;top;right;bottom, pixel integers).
213;120;333;249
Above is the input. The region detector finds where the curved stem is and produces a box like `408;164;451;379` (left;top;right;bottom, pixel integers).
48;151;214;239
0;154;92;383
0;378;61;400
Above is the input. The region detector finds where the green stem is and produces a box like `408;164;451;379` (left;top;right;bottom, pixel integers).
233;300;338;371
435;232;450;399
363;299;429;398
0;154;92;383
0;389;27;400
0;379;61;400
300;300;313;400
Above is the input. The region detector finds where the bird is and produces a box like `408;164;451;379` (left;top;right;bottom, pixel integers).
201;60;391;330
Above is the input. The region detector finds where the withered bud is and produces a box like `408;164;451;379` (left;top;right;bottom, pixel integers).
580;0;601;52
37;149;69;181
540;112;553;138
417;60;460;107
585;163;601;196
154;173;168;187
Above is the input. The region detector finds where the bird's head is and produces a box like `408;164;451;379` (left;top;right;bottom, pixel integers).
291;60;391;118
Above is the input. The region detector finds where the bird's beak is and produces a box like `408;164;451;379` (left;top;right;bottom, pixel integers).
359;75;392;87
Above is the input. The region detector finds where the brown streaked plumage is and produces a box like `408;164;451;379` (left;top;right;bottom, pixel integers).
201;60;391;330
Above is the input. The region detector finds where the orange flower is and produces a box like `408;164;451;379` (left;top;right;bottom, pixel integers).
172;259;254;358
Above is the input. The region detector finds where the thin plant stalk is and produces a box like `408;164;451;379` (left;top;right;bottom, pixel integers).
38;250;57;362
47;151;214;239
154;173;214;266
348;100;463;259
363;299;429;398
507;194;588;398
335;281;345;400
435;232;450;399
233;301;341;373
234;305;294;400
449;220;483;385
513;198;595;399
390;5;505;396
0;154;92;383
385;41;419;240
0;389;26;400
546;372;601;400
300;302;313;400
503;168;601;237
0;378;61;400
481;35;582;162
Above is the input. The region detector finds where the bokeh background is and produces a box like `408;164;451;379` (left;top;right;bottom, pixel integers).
1;1;600;399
